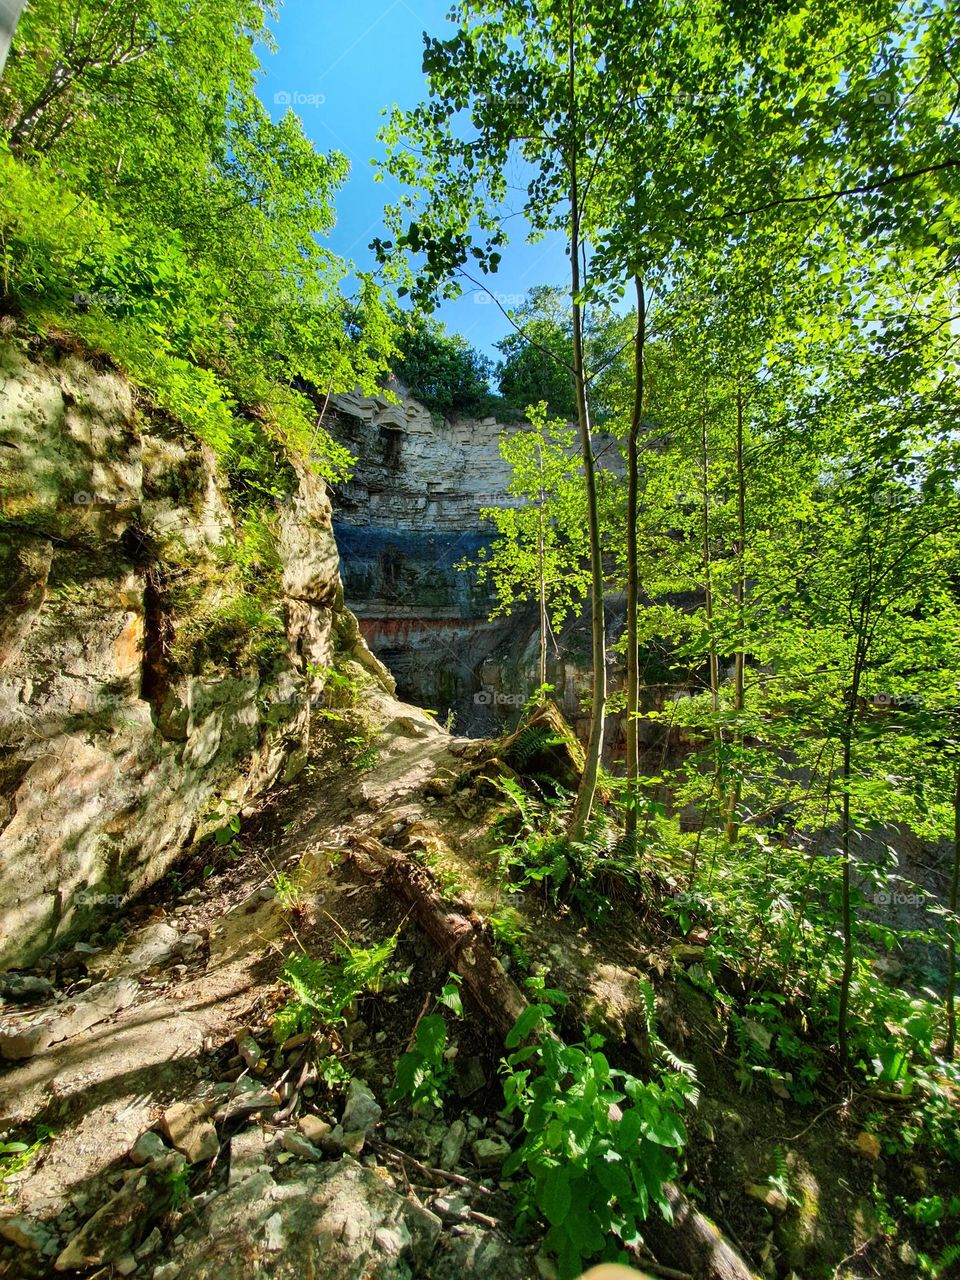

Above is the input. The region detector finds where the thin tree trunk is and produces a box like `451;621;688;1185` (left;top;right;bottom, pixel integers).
625;276;645;843
946;761;960;1059
724;387;746;843
838;632;867;1069
700;413;720;733
567;3;606;843
537;441;548;688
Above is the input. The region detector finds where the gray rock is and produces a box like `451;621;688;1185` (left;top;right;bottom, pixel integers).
135;1227;163;1260
0;974;54;1004
341;1078;381;1134
263;1212;285;1251
121;922;180;972
229;1128;270;1187
130;1130;169;1166
432;1194;471;1222
52;976;140;1042
374;1225;409;1256
210;1077;264;1098
471;1136;511;1170
0;1020;54;1060
432;1225;534;1280
0;976;139;1060
456;1056;486;1098
213;1087;280;1122
218;1091;280;1121
0;1214;54;1251
55;1153;186;1271
236;1033;261;1069
169;1156;442;1278
0;341;339;976
280;1130;322;1162
160;1101;219;1164
440;1119;467;1170
176;932;204;957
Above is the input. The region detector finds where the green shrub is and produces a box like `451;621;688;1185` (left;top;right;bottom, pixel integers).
389;978;463;1110
501;994;694;1279
272;934;398;1045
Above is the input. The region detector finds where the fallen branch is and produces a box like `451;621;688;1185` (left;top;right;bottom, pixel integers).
370;1138;497;1198
272;1049;311;1124
350;836;528;1039
350;836;760;1280
635;1261;694;1280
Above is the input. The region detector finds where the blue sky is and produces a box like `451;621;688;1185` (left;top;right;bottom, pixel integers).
257;0;569;361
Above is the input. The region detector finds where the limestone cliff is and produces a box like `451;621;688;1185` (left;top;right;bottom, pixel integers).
0;335;384;971
328;387;623;741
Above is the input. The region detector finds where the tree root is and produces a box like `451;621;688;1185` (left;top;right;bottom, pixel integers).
348;835;760;1280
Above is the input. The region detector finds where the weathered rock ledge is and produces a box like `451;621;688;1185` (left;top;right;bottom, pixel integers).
0;335;385;970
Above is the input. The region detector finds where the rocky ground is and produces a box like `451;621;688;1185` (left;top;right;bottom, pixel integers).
0;688;543;1278
0;683;935;1279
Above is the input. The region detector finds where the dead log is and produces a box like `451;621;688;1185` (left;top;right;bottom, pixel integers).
351;836;528;1039
350;836;759;1280
640;1186;759;1280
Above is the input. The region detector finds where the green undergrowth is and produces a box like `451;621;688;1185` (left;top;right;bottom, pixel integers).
490;774;640;916
0;1126;54;1197
158;512;288;679
475;707;960;1273
309;660;383;773
389;976;464;1111
273;932;398;1046
502;986;694;1280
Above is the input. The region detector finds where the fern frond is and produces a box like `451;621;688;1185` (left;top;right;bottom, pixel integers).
505;725;562;771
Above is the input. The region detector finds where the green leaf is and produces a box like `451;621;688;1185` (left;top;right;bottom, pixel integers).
415;1014;447;1065
539;1165;572;1226
506;1004;544;1048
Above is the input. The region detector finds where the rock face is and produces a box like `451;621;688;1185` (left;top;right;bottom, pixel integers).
329;388;624;739
169;1156;444;1279
329;388;517;731
0;335;383;971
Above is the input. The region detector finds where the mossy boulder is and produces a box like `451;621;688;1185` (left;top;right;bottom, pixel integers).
499;700;584;791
